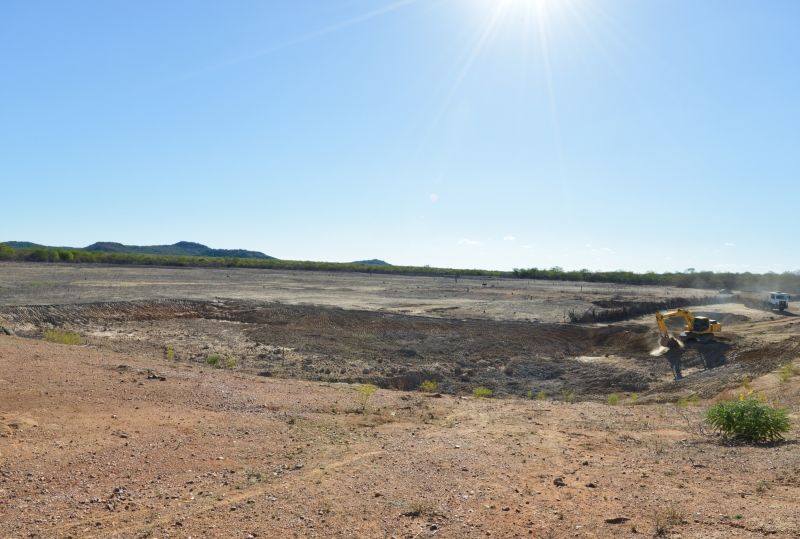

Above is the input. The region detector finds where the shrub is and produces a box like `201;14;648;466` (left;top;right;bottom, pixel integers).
472;387;493;398
705;398;790;443
608;393;620;405
779;363;799;382
676;394;700;407
420;380;439;393
224;355;238;369
357;383;377;412
628;393;639;404
165;344;176;360
43;329;82;345
559;389;576;403
206;354;222;367
536;390;547;401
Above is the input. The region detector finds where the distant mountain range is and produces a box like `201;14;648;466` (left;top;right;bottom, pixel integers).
2;241;391;265
3;241;274;260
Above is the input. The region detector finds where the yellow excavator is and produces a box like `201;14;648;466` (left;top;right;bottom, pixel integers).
655;309;721;348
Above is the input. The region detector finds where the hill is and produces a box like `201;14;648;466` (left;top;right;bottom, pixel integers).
84;241;273;259
3;241;273;259
352;259;390;266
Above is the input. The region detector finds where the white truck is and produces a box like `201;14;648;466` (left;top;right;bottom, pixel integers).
768;292;791;312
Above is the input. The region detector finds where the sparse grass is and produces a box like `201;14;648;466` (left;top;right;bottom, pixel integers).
165;344;176;361
779;363;800;382
43;328;82;345
420;379;439;393
607;393;620;405
676;394;700;408
472;387;493;399
357;383;377;413
628;393;639;404
404;500;435;518
706;398;790;443
653;505;686;536
536;390;547;401
224;355;238;369
559;389;576;403
526;389;534;400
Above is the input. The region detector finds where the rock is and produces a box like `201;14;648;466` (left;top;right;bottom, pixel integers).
604;517;630;524
553;478;566;487
585;482;598;488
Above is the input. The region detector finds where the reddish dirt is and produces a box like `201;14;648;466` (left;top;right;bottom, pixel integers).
1;336;798;538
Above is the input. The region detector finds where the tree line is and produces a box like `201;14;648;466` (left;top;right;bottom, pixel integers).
1;243;797;291
512;267;800;293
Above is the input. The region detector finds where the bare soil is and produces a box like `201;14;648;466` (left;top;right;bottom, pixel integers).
1;337;798;539
1;264;799;537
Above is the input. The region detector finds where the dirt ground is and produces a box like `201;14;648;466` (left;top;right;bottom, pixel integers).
0;262;717;323
1;337;798;539
1;263;799;537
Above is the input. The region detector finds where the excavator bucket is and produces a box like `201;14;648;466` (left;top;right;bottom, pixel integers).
660;335;682;349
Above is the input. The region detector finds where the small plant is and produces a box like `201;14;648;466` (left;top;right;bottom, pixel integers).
779;363;799;382
526;389;534;400
706;398;790;443
165;344;176;361
357;383;377;412
43;329;82;345
472;387;493;398
653;505;686;536
536;390;547;401
404;500;434;518
628;393;639;404
676;394;700;408
741;375;752;391
224;355;238;369
420;379;439;393
607;393;620;405
206;353;222;367
559;389;576;403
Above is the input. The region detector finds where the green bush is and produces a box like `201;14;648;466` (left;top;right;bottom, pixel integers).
206;354;222;367
357;383;377;412
43;329;82;345
608;393;620;405
165;344;176;360
420;380;439;393
224;355;238;369
779;363;799;382
472;387;492;398
706;398;790;443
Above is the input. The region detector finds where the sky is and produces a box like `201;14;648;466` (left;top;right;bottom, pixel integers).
2;0;799;272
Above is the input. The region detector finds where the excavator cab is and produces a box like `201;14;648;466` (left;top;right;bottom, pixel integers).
691;316;711;333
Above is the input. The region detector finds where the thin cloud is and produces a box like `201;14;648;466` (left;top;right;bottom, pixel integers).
503;235;516;241
458;238;481;246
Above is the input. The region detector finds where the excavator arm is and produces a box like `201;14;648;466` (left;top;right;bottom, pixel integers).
655;308;720;346
655;309;694;338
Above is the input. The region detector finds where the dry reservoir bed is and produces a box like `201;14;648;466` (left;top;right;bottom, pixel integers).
1;298;798;401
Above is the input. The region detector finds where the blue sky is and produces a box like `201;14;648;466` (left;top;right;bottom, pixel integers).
2;0;798;272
